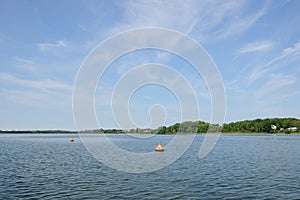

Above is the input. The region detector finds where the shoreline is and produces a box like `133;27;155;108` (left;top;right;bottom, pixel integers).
1;131;299;135
1;118;299;135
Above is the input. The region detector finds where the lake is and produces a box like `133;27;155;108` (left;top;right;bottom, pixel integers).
1;134;300;199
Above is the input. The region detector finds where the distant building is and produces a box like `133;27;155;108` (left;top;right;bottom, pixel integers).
271;125;277;130
287;127;297;131
144;129;151;133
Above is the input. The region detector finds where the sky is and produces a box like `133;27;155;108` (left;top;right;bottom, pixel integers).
0;0;300;130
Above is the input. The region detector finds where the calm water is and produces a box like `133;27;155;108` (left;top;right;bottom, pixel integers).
1;134;300;199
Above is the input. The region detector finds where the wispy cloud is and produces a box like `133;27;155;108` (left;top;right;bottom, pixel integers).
0;32;15;44
282;41;300;56
256;74;297;99
38;40;66;51
107;1;254;37
249;41;300;81
0;72;73;109
190;1;270;41
215;5;267;40
2;89;51;107
0;72;72;91
252;73;299;114
237;40;273;54
12;57;37;71
82;0;271;49
120;0;199;34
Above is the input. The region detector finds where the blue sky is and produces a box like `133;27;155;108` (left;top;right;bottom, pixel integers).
0;0;300;130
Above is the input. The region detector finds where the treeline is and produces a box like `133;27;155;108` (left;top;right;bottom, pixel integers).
154;121;221;134
1;118;299;134
80;129;125;134
154;118;300;134
0;129;125;134
222;118;300;133
0;130;77;134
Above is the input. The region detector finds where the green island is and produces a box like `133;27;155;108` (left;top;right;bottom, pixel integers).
1;118;299;134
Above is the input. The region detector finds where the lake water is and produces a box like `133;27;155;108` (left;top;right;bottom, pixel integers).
1;134;300;199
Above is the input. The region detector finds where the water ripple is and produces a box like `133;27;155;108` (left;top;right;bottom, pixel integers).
0;134;300;199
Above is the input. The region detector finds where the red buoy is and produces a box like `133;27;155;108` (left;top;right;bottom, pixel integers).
155;143;164;152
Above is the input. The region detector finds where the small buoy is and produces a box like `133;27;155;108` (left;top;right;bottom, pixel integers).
70;138;74;142
155;143;164;152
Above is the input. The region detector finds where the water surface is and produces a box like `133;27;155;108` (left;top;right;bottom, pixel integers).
0;134;299;199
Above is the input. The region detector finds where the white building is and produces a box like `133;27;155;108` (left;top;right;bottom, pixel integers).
271;125;277;130
287;127;297;131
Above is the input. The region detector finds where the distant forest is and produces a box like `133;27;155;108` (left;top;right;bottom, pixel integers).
1;118;299;134
222;118;299;133
153;118;300;134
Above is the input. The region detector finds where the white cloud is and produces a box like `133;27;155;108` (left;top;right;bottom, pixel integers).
189;1;270;41
0;32;14;44
38;40;66;51
282;41;300;56
1;87;73;110
118;0;199;34
249;41;300;81
225;73;299;122
105;0;267;40
13;57;37;71
237;40;273;54
81;0;271;50
155;51;170;63
255;74;297;99
2;89;51;107
0;72;72;91
0;73;73;110
215;5;267;40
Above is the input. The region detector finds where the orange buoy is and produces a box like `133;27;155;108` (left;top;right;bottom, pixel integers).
70;138;74;142
155;143;164;152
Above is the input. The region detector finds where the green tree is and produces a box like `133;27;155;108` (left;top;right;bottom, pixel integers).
157;126;167;134
198;123;209;133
